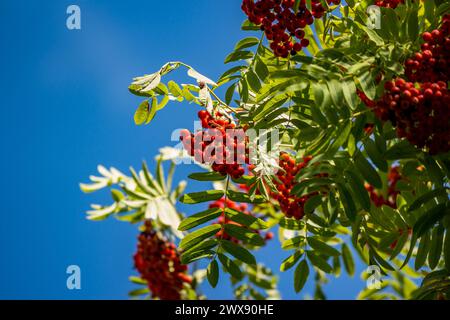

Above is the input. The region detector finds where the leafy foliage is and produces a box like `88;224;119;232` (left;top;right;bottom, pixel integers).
82;0;450;300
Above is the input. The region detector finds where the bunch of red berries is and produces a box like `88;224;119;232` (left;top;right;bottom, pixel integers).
374;0;405;8
209;197;273;242
241;0;340;57
372;78;449;154
180;110;249;179
271;153;318;220
405;15;450;83
365;166;402;208
133;221;191;300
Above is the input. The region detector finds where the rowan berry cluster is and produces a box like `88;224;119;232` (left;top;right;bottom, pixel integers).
405;15;450;83
373;79;449;154
271;153;318;220
209;197;273;242
133;221;191;300
359;16;450;154
374;0;405;8
365;166;401;208
241;0;340;57
180;110;249;179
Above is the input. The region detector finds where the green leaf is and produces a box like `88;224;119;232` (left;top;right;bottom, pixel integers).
129;276;147;285
415;231;431;271
240;80;249;103
221;240;256;265
370;247;395;271
428;225;444;270
128;287;149;297
234;37;260;51
342;80;358;110
280;251;304;272
179;190;224;204
224;51;253;64
354;152;382;188
444;228;450;272
168;80;182;97
224;224;265;246
307;237;340;257
282;236;306;250
255;58;269;81
178;208;222;231
224;208;268;230
207;260;219;288
294;260;309;293
342;243;355;276
279;217;305;230
145;97;158;124
134;100;149;125
344;170;371;211
188;172;227;181
336;182;357;222
325;121;352;156
179;224;221;250
227;190;266;203
304;194;322;213
384;140;418;160
306;251;332;273
246;70;262;93
225;82;237;105
180;248;215;265
357;68;377;100
241;20;260;31
413;203;449;237
364;138;388;172
218;253;243;280
408;188;448;212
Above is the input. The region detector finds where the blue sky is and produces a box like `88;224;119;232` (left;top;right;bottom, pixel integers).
0;0;368;299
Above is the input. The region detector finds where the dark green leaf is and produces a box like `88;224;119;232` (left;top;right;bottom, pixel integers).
413;203;449;237
178;208;222;231
224;224;265;246
234;37;260;51
207;260;219;288
221;240;256;265
218;253;243;280
227;190;266;203
279;217;305;230
282;236;306;250
294;260;309;293
364;138;388;172
354;152;382;188
307;237;340;257
415;231;431;270
336;182;357;222
188;172;227;181
306;251;332;273
408;188;448;212
179;190;224;204
224;207;268;230
280;251;304;272
179;224;221;250
444;228;450;272
304;194;322;213
344;170;371;211
428;225;444;270
342;243;355;276
224;51;254;64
